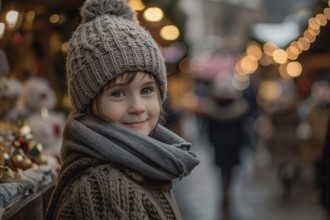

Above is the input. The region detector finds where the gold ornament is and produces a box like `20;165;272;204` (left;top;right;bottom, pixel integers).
12;154;24;167
0;166;21;183
31;163;39;169
0;120;50;172
22;157;32;169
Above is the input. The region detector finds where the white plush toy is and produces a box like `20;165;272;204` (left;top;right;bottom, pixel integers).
20;77;57;115
21;77;65;158
25;112;65;157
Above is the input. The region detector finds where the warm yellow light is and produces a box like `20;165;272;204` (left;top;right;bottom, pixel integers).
308;27;320;37
160;25;179;41
235;60;244;74
324;8;330;20
272;49;287;64
246;42;262;60
61;42;69;53
6;10;19;28
129;0;145;11
50;14;60;24
290;41;302;54
143;7;164;22
279;64;292;80
239;55;258;74
316;13;327;26
286;61;302;77
298;37;310;51
286;46;299;60
308;17;320;30
263;42;278;56
0;23;5;39
303;30;316;43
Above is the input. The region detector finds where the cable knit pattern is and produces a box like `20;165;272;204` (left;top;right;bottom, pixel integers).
46;156;182;220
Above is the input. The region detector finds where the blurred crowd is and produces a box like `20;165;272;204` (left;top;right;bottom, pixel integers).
165;71;330;216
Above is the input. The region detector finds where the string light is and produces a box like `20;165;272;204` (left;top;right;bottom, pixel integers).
0;23;5;39
160;25;180;41
129;0;145;11
236;4;330;79
143;7;164;22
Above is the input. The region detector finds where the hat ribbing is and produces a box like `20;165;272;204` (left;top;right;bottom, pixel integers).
67;0;167;113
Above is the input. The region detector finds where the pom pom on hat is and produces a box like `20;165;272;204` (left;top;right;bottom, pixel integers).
81;0;135;23
67;0;167;113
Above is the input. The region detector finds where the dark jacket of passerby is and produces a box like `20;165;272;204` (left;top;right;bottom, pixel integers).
205;95;249;170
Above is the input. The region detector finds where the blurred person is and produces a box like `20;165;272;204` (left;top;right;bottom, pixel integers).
321;113;330;218
260;79;302;198
269;98;301;197
202;75;249;208
298;78;330;202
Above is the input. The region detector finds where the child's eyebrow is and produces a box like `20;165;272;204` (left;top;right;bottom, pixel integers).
142;80;157;85
107;80;156;89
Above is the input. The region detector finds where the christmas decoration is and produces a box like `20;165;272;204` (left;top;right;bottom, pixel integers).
0;121;48;178
19;77;65;157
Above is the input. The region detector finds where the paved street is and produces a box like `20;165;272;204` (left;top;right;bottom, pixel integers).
173;134;327;220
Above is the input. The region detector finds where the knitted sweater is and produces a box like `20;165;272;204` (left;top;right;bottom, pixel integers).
46;155;182;220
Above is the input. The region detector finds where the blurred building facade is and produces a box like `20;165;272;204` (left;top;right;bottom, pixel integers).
181;0;314;56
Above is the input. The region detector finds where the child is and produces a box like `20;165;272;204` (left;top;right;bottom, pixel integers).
45;0;200;219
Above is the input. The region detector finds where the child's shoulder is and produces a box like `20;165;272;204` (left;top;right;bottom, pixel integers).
60;156;146;193
75;161;144;185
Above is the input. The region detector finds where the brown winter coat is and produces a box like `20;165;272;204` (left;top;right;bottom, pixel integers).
45;155;182;220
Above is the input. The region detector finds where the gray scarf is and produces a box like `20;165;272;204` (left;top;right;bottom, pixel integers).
61;115;200;180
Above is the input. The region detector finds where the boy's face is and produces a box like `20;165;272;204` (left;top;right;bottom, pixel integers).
92;72;161;136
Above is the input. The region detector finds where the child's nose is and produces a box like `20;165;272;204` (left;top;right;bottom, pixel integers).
128;96;145;114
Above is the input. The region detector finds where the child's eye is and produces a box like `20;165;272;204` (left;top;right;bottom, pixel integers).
141;87;154;95
111;91;125;97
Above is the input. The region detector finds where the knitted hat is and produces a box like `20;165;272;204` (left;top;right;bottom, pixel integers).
67;0;167;113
